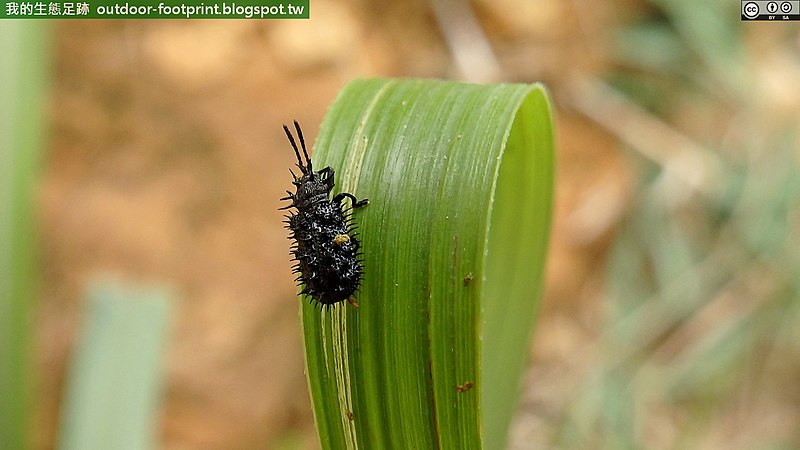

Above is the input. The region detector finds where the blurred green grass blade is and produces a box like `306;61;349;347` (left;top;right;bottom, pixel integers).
613;23;687;73
0;21;48;450
299;79;554;449
57;281;173;450
650;0;748;96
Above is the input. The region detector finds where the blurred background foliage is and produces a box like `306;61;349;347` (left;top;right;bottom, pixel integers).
2;0;798;449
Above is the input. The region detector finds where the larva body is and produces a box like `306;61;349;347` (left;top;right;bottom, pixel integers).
280;121;368;307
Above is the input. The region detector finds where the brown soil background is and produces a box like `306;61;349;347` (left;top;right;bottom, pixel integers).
36;2;632;448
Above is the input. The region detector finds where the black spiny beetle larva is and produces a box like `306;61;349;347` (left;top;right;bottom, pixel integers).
280;121;368;308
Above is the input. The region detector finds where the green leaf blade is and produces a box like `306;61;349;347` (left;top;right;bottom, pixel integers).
299;79;554;450
57;281;173;450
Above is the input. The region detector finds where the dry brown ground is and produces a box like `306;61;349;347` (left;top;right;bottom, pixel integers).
35;2;629;448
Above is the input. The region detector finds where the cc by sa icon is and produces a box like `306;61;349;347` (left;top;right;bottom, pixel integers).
742;1;798;20
743;1;759;18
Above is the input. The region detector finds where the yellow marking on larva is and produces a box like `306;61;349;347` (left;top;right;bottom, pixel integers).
334;234;350;245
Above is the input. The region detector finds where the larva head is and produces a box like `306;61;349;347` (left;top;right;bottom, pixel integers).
293;169;335;204
283;121;335;204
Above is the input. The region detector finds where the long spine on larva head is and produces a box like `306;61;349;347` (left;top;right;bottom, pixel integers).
281;121;368;308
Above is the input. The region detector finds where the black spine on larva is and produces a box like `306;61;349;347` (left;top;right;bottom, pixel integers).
281;121;368;306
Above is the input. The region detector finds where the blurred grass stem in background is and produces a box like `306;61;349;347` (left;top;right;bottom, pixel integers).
0;21;48;450
57;281;173;450
568;76;723;202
